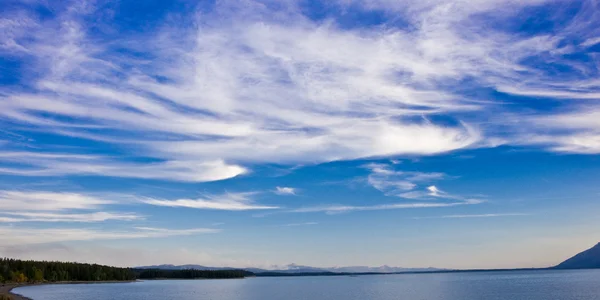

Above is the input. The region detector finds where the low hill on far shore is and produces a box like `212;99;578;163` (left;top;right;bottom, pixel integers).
135;264;443;274
555;242;600;269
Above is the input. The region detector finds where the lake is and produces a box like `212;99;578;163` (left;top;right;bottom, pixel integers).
12;269;600;300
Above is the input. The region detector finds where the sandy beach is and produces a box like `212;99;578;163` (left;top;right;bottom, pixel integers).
0;284;33;300
1;281;137;300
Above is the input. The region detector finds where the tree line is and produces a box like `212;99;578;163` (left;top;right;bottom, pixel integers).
0;258;136;283
0;258;255;284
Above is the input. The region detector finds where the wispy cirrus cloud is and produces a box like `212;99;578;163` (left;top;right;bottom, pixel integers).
2;0;598;186
0;212;142;223
0;189;221;246
292;199;482;214
413;213;530;220
526;108;600;154
0;226;220;246
400;185;465;200
0;190;143;223
274;187;297;195
0;190;114;211
309;162;484;215
0;0;598;240
0;151;246;182
0;0;492;184
363;163;473;202
140;192;279;211
281;222;318;227
365;163;446;197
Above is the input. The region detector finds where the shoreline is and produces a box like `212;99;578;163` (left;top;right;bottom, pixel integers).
0;284;32;300
1;281;137;300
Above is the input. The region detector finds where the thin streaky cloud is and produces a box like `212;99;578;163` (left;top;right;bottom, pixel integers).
413;213;531;220
282;222;319;227
364;163;446;196
274;186;297;195
0;190;114;211
140;192;279;211
291;200;483;214
0;226;220;246
0;212;143;223
0;151;247;182
363;163;473;201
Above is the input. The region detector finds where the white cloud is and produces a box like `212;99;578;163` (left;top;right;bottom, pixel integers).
551;135;600;154
0;212;142;223
519;108;600;153
0;190;143;224
400;185;470;201
414;213;530;219
0;0;490;184
0;226;220;246
141;192;279;211
0;0;598;188
440;213;529;218
274;186;297;195
292;200;482;214
526;133;600;154
0;151;247;182
427;185;440;193
496;86;600;100
581;36;600;47
0;217;21;222
364;163;451;199
0;0;597;269
363;163;481;205
295;165;484;213
282;222;318;227
431;187;454;198
0;190;113;211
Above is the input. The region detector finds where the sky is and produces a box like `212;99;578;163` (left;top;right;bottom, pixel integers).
0;0;599;270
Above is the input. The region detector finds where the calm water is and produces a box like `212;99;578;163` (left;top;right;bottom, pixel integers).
13;269;600;300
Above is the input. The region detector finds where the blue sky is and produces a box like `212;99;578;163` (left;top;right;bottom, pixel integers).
0;0;599;269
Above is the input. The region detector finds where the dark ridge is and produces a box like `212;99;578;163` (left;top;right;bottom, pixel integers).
554;242;600;269
133;268;253;279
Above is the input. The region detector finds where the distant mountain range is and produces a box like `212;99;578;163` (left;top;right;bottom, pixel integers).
135;263;443;274
136;242;600;274
555;242;600;269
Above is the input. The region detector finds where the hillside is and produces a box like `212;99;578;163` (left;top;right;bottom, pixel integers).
136;263;442;274
555;242;600;269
